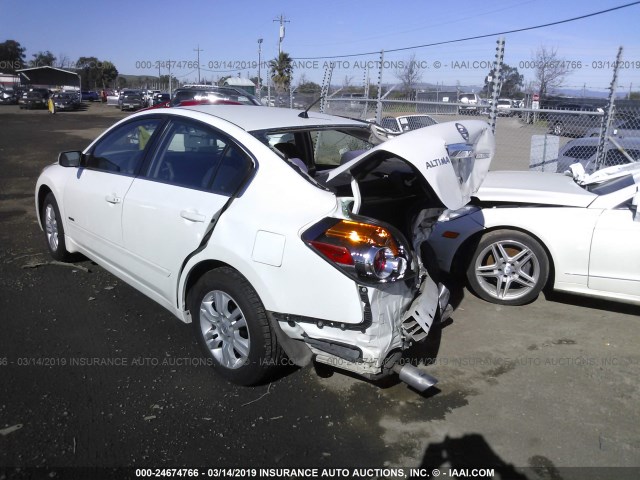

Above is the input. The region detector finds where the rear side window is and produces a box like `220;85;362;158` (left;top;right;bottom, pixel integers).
145;119;252;195
210;145;253;195
86;118;163;174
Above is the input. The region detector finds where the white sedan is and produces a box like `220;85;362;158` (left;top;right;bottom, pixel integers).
35;106;494;389
429;164;640;306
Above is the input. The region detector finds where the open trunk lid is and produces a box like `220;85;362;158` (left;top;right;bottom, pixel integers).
325;120;495;210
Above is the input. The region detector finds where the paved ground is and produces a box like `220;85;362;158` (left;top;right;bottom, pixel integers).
0;104;639;479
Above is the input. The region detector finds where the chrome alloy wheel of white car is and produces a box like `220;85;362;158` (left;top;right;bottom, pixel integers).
189;267;282;385
199;290;250;369
41;193;72;262
467;230;549;306
45;203;59;253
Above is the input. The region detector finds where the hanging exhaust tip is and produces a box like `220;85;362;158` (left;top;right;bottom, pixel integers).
393;363;438;392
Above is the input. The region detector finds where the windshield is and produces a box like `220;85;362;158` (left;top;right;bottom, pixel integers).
586;174;636;195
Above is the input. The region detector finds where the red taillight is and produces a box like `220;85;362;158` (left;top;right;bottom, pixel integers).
309;241;354;265
304;219;407;282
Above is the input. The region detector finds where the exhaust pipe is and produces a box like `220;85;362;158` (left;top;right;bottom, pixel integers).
393;363;438;392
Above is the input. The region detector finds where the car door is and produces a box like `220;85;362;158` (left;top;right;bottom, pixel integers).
589;196;640;297
64;117;164;264
121;117;254;304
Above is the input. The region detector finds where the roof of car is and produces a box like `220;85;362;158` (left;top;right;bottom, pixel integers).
176;105;370;131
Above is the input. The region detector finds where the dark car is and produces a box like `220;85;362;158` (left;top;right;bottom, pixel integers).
20;90;50;109
0;88;18;105
547;103;603;137
51;93;79;111
120;93;144;111
152;93;170;105
81;91;100;102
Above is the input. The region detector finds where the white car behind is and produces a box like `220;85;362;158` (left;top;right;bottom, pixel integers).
428;163;640;306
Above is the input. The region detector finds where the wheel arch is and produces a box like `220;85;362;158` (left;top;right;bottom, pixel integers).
451;225;556;291
36;184;54;229
182;259;229;310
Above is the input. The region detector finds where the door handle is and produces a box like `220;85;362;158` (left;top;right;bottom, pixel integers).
105;194;121;204
180;210;206;223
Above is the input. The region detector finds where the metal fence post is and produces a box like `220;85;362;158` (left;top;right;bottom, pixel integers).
375;50;384;124
362;66;369;119
488;38;505;135
319;62;334;113
595;46;623;170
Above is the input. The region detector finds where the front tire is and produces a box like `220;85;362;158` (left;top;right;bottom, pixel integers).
42;193;73;261
466;230;549;306
189;267;282;385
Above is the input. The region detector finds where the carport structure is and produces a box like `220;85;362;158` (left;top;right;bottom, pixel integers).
15;66;81;90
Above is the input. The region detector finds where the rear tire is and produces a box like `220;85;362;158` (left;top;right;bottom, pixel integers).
189;267;283;385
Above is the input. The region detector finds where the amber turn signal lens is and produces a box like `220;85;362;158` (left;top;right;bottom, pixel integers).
324;220;400;255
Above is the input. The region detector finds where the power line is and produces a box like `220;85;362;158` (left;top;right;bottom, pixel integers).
292;2;640;60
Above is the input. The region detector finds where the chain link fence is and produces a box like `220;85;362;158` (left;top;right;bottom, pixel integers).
321;95;640;174
275;42;640;175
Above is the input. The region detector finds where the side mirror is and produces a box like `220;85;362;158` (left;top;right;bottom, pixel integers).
632;192;640;223
58;151;81;167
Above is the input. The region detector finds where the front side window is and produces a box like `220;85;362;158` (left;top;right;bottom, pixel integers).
86;118;163;174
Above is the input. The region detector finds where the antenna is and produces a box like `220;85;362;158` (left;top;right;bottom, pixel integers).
298;96;322;118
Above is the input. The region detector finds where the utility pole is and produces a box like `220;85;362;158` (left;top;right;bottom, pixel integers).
273;14;290;55
193;45;204;84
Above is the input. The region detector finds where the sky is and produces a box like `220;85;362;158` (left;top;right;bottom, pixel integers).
2;0;640;94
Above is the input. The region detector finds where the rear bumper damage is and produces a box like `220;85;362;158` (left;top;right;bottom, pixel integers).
269;276;451;391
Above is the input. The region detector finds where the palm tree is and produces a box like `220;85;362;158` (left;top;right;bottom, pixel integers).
269;51;293;96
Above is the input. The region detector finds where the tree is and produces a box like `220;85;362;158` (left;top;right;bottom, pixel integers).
395;53;422;97
0;40;26;73
31;51;56;68
57;53;71;69
76;56;118;89
99;61;118;88
269;51;293;93
297;80;321;94
483;64;524;98
532;46;572;99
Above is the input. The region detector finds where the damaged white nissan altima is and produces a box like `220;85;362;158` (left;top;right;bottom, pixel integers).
35;105;494;389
